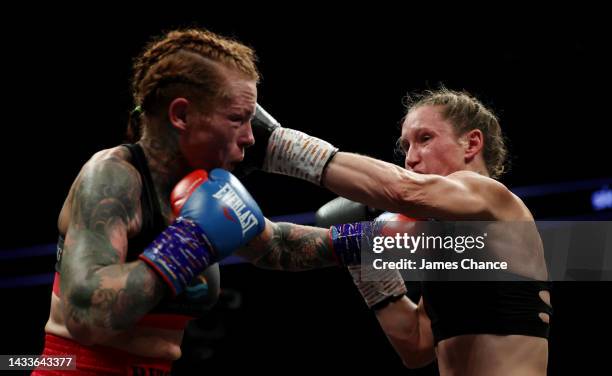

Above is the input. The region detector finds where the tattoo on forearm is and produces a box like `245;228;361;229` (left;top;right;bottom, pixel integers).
253;223;336;271
66;261;165;331
110;262;166;329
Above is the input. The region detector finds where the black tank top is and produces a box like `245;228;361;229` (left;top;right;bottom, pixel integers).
422;278;553;344
121;143;166;256
414;220;553;344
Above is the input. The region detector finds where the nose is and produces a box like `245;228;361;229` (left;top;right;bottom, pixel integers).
239;121;256;148
405;146;420;170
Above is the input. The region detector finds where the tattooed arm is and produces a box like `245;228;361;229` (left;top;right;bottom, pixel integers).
235;219;338;271
60;156;166;345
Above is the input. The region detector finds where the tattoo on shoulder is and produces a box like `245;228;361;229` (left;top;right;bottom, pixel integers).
72;158;141;233
60;157;158;330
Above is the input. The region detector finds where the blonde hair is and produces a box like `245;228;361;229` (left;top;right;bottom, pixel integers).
128;28;259;140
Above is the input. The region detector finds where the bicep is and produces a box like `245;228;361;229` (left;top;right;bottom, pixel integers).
398;172;504;220
323;153;475;219
61;159;142;277
414;175;488;219
324;153;504;220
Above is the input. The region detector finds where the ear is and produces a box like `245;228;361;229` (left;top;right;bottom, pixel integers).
168;98;190;131
463;129;484;162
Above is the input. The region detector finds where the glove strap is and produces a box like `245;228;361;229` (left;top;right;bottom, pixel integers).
140;217;215;296
330;222;377;265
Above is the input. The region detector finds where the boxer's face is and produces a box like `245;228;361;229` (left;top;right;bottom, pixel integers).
180;73;257;171
400;105;466;176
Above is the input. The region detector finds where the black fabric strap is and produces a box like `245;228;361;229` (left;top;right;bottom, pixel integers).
122;143;166;237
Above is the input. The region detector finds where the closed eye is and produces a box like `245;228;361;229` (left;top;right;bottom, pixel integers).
228;115;250;125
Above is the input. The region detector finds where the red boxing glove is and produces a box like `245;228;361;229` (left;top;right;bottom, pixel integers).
170;170;208;216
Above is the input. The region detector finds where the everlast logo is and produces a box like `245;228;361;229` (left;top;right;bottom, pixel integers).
213;183;259;236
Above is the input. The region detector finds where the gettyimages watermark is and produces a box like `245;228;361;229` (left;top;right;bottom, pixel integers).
352;221;612;281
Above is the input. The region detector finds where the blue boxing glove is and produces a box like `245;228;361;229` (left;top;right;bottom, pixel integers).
140;169;265;296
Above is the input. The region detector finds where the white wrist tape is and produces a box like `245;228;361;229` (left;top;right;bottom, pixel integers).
263;128;338;185
348;265;407;309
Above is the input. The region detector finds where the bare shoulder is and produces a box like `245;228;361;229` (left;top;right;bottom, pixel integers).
446;170;506;195
88;145;134;167
58;146;142;234
78;147;141;198
445;171;532;221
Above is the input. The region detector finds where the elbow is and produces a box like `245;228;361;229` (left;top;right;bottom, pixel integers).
65;318;99;346
65;314;118;346
63;289;115;346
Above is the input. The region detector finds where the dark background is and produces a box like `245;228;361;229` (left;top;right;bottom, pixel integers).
1;10;611;374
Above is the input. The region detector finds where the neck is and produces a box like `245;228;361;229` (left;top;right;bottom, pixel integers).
466;159;490;178
137;127;190;199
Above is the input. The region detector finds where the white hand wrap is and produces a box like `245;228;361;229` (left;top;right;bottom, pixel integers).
263;127;338;185
348;265;407;310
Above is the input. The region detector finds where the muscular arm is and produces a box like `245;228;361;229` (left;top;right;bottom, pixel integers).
323;152;514;220
374;297;435;368
60;157;166;345
235;219;338;271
